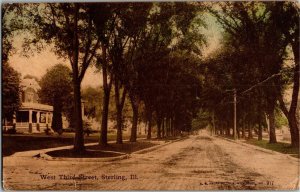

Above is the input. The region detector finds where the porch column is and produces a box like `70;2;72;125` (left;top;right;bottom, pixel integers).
36;111;40;131
13;112;16;130
46;112;49;129
29;110;32;133
81;101;85;119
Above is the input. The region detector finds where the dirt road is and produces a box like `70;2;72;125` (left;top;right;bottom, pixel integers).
3;133;299;190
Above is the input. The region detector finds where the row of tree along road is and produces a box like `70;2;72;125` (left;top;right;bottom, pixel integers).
2;2;299;153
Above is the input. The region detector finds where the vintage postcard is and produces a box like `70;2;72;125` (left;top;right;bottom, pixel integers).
2;1;299;190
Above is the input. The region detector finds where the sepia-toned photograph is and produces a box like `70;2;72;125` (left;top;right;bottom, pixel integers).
2;1;299;190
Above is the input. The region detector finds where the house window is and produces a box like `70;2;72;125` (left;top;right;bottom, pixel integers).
40;113;46;123
16;111;29;122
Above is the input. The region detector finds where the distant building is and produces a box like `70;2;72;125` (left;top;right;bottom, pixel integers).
14;77;53;133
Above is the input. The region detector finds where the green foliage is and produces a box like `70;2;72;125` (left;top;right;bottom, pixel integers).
81;86;103;122
83;120;93;136
275;108;288;128
9;2;297;144
246;139;299;157
203;2;298;135
2;4;24;63
137;50;202;132
2;62;21;120
192;110;211;130
38;64;73;132
90;2;206;137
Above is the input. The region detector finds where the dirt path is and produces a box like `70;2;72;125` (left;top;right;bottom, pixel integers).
3;133;299;190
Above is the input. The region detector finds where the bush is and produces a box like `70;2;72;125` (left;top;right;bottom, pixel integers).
57;129;63;135
44;127;51;135
6;128;16;134
84;128;92;136
83;120;93;136
63;128;75;132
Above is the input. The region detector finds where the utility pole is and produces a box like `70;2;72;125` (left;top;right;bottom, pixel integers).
233;88;237;140
212;110;215;136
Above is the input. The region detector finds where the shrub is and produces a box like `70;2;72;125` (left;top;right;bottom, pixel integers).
44;127;51;135
6;128;16;134
57;129;63;135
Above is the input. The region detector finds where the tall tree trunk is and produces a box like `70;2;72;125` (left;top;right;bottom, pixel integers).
130;94;139;142
288;114;299;148
277;42;299;148
52;98;63;132
220;122;223;135
161;117;165;138
242;122;245;139
115;80;126;144
258;114;263;141
248;123;253;139
166;117;170;137
147;109;152;139
100;86;110;146
73;79;84;152
157;117;162;139
226;121;230;136
116;107;123;144
72;4;85;153
290;31;300;148
99;44;112;146
171;116;175;137
115;81;122;144
172;116;175;137
257;96;263;141
169;117;172;136
212;111;215;135
278;95;299;147
237;126;240;139
268;102;277;143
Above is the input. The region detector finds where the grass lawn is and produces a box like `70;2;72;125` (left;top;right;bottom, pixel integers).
2;133;139;157
46;141;157;158
245;139;299;158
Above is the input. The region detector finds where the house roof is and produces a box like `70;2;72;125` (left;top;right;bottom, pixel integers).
20;78;41;92
20;102;53;112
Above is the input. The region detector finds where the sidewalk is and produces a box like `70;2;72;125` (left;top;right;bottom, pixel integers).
9;137;183;162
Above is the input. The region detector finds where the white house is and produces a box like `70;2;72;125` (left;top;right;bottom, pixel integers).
14;77;53;133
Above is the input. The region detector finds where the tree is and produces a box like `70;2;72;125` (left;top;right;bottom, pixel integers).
125;2;205;140
90;3;116;146
207;2;291;143
2;4;24;123
2;62;21;123
23;3;100;152
81;86;103;122
90;2;206;143
2;4;24;64
38;64;73;133
112;3;152;143
206;2;299;147
267;2;299;148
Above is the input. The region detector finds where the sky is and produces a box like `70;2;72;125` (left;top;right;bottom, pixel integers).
7;10;221;89
9;43;103;88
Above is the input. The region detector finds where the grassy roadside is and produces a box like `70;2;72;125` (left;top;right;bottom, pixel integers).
2;133;138;157
245;139;299;159
216;135;299;158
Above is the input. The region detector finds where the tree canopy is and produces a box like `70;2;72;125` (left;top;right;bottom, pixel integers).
3;2;299;149
38;64;73;132
2;62;21;121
